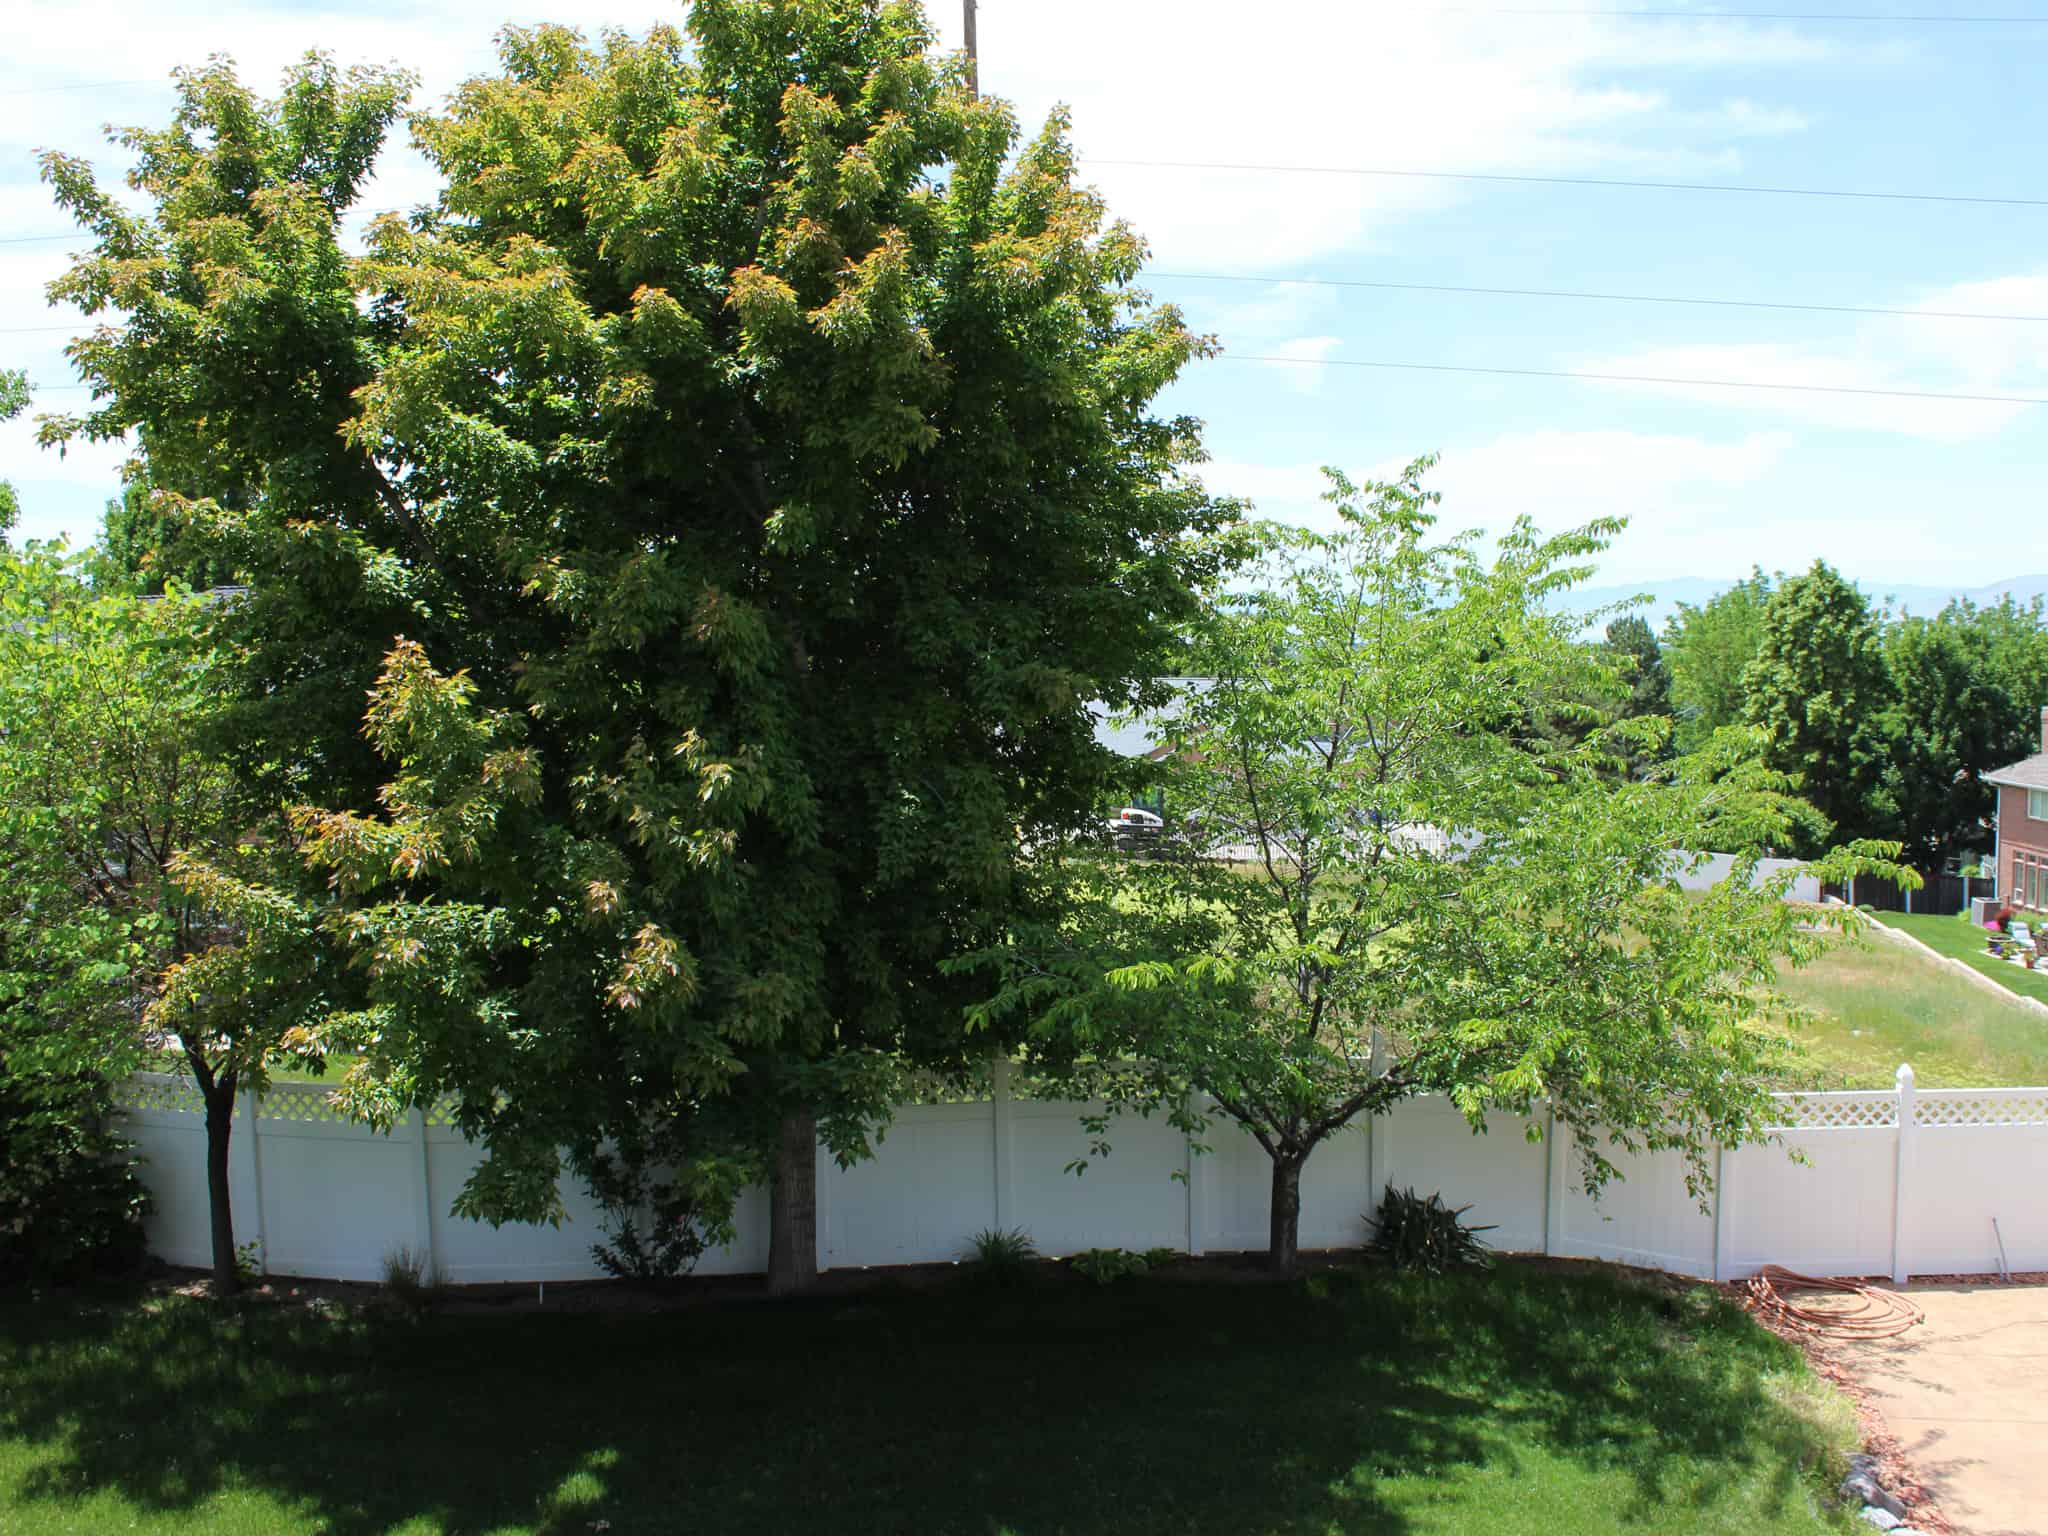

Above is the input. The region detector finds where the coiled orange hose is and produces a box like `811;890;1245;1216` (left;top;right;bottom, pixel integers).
1745;1264;1924;1339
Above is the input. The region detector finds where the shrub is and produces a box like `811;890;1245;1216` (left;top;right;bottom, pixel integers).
964;1226;1038;1281
580;1118;721;1285
0;1036;150;1289
1070;1247;1153;1285
1365;1184;1494;1275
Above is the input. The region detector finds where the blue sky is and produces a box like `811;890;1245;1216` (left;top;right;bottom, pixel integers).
4;1;2045;590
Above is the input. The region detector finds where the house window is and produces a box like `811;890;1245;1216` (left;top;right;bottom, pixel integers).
2030;788;2048;822
2020;850;2047;911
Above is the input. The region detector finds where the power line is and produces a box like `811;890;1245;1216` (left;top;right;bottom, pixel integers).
1084;157;2048;208
1147;270;2048;323
1216;353;2048;405
0;325;85;336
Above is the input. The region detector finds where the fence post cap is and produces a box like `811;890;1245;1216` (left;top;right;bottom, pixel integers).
1895;1062;1916;1089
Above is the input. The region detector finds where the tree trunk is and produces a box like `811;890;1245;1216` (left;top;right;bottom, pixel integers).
1268;1153;1304;1277
766;1109;818;1295
201;1080;241;1296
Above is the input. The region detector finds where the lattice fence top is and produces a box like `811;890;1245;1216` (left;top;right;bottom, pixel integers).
114;1074;206;1116
257;1082;351;1123
1772;1092;1899;1130
1915;1091;2048;1127
900;1068;994;1107
114;1072;463;1127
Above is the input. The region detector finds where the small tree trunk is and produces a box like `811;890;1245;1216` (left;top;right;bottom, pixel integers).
201;1080;240;1296
1268;1153;1304;1277
766;1109;818;1295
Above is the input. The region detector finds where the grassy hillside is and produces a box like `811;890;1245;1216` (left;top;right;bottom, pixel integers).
1771;922;2048;1089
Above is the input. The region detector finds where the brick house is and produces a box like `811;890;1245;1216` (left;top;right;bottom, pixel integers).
1988;706;2048;914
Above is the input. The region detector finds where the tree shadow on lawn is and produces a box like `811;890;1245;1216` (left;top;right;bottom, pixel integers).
0;1263;1841;1536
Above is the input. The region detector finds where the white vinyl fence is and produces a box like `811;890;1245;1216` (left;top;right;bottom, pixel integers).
1666;851;1822;904
114;1063;2048;1286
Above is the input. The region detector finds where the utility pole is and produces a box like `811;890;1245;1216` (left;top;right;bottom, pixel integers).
964;0;979;97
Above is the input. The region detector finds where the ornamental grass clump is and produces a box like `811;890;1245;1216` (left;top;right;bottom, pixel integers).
1365;1184;1494;1275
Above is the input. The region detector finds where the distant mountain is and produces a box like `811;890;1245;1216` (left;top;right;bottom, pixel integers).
1560;574;2048;634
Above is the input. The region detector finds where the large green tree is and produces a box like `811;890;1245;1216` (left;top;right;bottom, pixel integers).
1953;595;2048;770
958;464;1895;1274
1876;614;2013;875
44;3;1233;1289
1741;562;1895;855
1871;596;2048;877
1662;570;1771;754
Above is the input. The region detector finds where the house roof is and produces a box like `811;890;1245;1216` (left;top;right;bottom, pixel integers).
1986;753;2048;791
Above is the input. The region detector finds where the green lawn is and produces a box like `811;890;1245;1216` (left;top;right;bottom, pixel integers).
1873;910;2048;1008
0;1263;1855;1536
1770;921;2048;1089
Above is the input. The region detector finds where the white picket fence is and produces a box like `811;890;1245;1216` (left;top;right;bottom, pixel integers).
113;1063;2048;1286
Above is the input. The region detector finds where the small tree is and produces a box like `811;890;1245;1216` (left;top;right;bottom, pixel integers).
90;473;242;595
1663;570;1772;754
959;461;1900;1274
0;550;323;1293
0;369;28;544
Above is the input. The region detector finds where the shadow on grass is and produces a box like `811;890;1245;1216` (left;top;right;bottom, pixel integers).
0;1262;1845;1536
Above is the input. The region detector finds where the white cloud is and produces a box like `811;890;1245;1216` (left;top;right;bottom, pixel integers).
1706;98;1813;137
1260;337;1343;396
1202;429;1795;574
1575;271;2048;442
950;0;1828;269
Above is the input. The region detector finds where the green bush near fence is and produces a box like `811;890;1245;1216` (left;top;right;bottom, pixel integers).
0;1026;150;1291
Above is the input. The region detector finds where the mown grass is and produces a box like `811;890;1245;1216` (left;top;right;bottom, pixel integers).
1873;910;2048;1007
142;1053;363;1087
1769;921;2048;1089
0;1262;1856;1536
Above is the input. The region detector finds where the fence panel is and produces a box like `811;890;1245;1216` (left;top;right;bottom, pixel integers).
1010;1100;1190;1257
1724;1132;1897;1280
1904;1089;2048;1275
1377;1098;1549;1255
255;1087;423;1282
824;1102;997;1269
1554;1143;1716;1277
